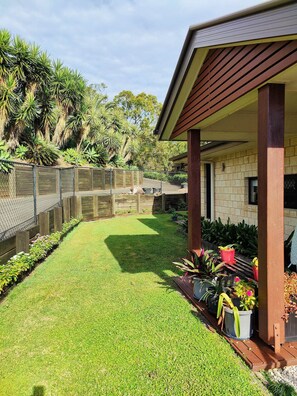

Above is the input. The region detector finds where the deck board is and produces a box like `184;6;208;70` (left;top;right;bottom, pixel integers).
174;276;297;371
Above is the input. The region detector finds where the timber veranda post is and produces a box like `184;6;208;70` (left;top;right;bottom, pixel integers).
187;129;201;253
258;83;285;349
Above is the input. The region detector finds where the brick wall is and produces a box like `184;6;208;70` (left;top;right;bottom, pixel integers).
212;138;297;238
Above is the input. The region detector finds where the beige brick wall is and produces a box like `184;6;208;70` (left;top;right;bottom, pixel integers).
213;138;297;239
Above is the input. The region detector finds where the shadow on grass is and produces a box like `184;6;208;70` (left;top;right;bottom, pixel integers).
104;216;184;290
31;386;45;396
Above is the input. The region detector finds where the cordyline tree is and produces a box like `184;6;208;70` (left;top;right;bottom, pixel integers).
0;29;185;169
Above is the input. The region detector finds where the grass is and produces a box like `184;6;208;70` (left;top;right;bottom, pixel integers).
0;214;266;395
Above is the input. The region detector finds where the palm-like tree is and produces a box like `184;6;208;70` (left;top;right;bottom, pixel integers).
52;62;86;147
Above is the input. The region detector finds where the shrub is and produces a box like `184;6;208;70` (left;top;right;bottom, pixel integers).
63;148;86;166
168;173;188;185
0;140;13;173
0;218;81;295
179;216;258;259
25;137;60;166
143;171;168;182
14;145;28;160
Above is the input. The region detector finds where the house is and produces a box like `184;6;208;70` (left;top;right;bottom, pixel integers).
155;0;297;352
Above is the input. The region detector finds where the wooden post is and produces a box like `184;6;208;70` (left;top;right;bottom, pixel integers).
101;170;106;190
93;196;98;218
162;193;166;213
90;169;94;191
187;129;201;252
74;168;79;192
73;196;82;218
136;194;141;214
123;170;126;188
136;171;140;186
16;231;29;253
131;171;134;189
113;169;117;189
54;207;63;232
39;212;50;236
258;84;285;346
63;197;71;222
111;194;115;216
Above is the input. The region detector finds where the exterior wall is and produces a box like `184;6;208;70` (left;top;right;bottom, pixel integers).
200;164;206;218
213;137;297;239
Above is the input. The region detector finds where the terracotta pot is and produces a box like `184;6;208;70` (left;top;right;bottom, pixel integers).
252;266;258;281
220;249;235;264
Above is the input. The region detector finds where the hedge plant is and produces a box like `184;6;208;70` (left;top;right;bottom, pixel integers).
0;217;81;295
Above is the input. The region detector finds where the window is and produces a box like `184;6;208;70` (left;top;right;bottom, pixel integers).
248;177;258;205
248;175;297;209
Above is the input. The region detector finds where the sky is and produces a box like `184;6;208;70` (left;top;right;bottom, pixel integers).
0;0;268;102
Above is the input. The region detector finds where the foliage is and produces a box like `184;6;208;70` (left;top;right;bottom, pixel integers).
62;148;86;166
233;277;258;311
217;292;240;338
217;277;258;338
284;272;297;322
179;216;258;259
173;249;225;281
0;217;81;295
263;371;297;396
0;29;187;170
22;136;60;166
14;144;28;159
143;171;188;185
219;244;235;251
144;171;168;181
251;257;258;268
0;140;13;173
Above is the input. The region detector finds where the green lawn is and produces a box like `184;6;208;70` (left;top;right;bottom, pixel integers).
0;215;265;396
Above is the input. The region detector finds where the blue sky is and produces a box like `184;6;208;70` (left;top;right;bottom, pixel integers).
1;0;267;102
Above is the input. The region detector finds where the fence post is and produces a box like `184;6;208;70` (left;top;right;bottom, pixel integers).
33;165;38;224
102;169;106;190
16;231;30;253
123;170;126;188
54;207;63;232
111;194;115;216
162;193;166;213
131;171;135;189
113;169;117;189
63;197;71;222
39;212;49;236
90;168;94;191
110;169;113;195
73;196;82;218
59;168;63;206
93;196;98;219
137;194;141;214
74;167;79;193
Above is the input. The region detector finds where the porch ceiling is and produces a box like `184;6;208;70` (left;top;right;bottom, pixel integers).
173;63;297;144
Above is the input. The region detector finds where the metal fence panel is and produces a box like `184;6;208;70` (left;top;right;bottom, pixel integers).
0;161;35;241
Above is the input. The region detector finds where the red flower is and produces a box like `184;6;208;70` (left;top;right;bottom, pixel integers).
234;276;241;283
246;290;253;297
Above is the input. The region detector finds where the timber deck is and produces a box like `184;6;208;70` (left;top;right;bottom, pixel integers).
174;276;297;371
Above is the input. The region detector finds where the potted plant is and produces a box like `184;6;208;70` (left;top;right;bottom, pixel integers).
251;257;258;281
284;272;297;341
203;277;225;315
173;249;225;301
217;276;258;339
219;244;236;264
